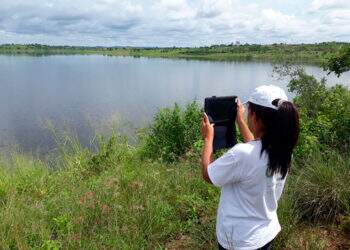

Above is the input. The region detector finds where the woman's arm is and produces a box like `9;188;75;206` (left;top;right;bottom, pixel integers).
201;113;213;183
236;99;255;142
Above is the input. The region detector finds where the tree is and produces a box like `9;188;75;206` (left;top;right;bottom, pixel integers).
323;47;350;77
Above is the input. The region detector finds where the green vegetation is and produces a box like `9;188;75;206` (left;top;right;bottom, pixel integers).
1;42;350;64
288;68;350;155
292;149;349;223
140;102;202;163
323;46;350;76
0;52;349;249
0;135;219;249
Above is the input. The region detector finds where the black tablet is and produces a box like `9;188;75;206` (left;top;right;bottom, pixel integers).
204;96;237;151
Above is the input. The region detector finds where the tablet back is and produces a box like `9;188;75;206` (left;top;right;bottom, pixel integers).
204;96;237;151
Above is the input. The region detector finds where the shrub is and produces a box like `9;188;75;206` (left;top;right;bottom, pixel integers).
87;133;131;175
291;149;350;223
140;102;202;162
286;68;350;156
323;46;350;77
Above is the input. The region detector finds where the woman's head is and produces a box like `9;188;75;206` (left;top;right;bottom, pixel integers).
246;85;300;178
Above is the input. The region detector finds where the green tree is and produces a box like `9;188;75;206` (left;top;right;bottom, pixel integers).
323;47;350;77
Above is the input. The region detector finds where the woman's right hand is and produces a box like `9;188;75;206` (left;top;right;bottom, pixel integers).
236;98;245;123
201;113;214;142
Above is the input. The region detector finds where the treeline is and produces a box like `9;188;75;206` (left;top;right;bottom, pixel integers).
1;42;350;64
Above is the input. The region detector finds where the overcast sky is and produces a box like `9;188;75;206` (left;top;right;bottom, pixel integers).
0;0;349;47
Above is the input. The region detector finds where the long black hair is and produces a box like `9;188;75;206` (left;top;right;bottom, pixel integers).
248;99;300;179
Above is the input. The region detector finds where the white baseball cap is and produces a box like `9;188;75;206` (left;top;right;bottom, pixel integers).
245;85;288;110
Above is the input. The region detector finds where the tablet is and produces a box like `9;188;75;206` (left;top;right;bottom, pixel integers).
204;95;237;151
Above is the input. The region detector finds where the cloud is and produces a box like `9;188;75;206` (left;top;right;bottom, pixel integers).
257;9;304;36
156;0;196;20
311;0;349;11
0;0;147;43
197;0;233;18
0;0;349;46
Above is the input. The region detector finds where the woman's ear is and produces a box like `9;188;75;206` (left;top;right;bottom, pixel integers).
248;108;255;123
247;109;254;131
253;112;265;133
248;109;261;134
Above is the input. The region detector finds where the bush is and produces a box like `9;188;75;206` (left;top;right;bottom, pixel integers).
273;65;350;227
291;149;350;223
140;102;202;162
87;133;132;176
286;68;350;156
323;46;350;77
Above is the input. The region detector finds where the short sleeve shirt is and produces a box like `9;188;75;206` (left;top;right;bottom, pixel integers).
207;140;286;250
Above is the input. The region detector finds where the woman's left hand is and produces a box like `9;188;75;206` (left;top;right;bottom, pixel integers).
201;113;214;141
236;98;245;123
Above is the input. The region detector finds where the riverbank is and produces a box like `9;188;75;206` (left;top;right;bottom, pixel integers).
1;42;349;64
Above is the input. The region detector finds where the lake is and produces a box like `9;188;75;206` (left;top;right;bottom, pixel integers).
1;55;349;153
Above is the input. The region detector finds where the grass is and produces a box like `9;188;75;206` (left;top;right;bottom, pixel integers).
291;150;350;223
0;132;349;249
0;136;219;249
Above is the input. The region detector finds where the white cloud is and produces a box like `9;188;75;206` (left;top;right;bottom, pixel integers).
197;0;233;18
311;0;349;11
156;0;196;20
259;9;305;35
0;0;349;46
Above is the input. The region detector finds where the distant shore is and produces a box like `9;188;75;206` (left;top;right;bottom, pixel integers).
1;42;349;64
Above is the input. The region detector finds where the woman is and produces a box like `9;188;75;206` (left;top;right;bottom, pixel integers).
201;85;300;250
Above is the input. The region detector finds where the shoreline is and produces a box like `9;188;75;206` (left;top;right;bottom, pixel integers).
1;42;349;65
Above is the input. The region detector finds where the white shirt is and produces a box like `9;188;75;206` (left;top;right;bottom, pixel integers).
207;140;286;250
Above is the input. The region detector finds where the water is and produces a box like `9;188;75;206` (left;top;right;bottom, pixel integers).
0;55;349;153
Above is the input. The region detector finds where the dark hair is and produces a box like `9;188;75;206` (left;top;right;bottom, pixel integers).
248;99;300;179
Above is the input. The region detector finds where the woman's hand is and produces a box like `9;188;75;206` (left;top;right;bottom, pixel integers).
201;112;213;184
201;113;214;142
236;98;245;123
235;98;255;142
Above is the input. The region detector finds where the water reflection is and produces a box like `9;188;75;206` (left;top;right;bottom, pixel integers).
0;55;349;153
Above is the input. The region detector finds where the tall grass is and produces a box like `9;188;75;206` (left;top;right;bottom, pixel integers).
291;149;350;223
0;135;220;249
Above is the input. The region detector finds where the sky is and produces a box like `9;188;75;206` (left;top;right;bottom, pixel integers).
0;0;349;47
